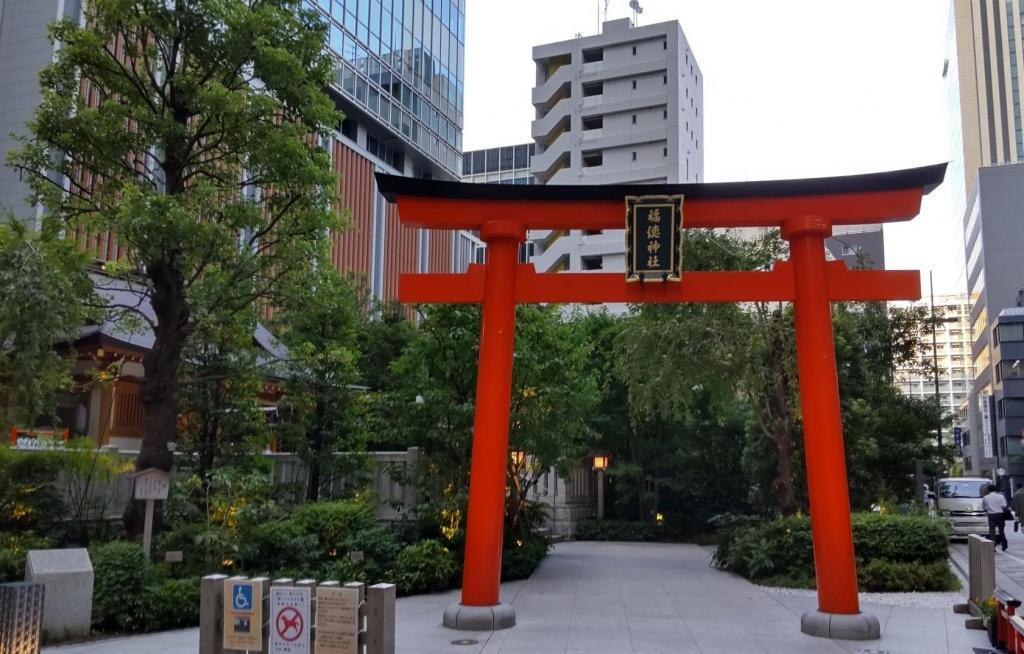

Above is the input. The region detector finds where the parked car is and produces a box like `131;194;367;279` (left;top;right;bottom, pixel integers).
933;477;992;538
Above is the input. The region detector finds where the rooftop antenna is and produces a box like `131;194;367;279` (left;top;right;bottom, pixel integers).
629;0;643;25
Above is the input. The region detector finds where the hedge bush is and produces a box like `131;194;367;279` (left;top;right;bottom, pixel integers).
0;532;51;582
574;519;678;542
501;535;549;581
293;500;376;558
146;577;200;630
713;513;957;592
394;539;456;595
90;542;153;633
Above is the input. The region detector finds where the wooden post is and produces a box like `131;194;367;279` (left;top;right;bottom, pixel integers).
142;499;155;559
366;584;396;654
199;574;227;654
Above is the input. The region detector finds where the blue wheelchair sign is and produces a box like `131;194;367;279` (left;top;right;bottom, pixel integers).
232;583;254;611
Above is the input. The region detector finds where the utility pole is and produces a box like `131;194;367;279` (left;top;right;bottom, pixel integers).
930;271;942;451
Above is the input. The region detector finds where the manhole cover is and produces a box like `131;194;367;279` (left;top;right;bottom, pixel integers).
451;639;479;646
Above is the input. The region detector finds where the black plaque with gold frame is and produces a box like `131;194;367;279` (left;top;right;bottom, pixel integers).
625;194;684;282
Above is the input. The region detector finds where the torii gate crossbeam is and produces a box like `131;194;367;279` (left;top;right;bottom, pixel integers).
377;163;946;640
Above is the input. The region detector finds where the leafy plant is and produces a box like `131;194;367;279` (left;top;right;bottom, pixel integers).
146;577;200;630
90;542;152;633
501;535;549;581
0;532;52;582
293;500;376;559
394;539;456;595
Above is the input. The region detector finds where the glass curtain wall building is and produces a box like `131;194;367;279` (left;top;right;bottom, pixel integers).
307;0;465;177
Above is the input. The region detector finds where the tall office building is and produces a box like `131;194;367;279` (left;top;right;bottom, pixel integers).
894;294;975;416
0;0;471;303
946;1;1024;481
526;18;703;276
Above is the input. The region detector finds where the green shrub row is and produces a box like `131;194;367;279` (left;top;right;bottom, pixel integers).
574;519;681;542
712;513;957;592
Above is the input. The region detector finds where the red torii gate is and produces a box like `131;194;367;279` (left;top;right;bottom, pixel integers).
377;163;946;639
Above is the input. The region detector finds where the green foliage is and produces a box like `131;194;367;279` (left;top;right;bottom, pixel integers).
857;558;958;592
293;500;376;559
90;542;152;633
501;535;549;581
713;513;956;592
0;447;65;533
394;539;456;595
0;532;52;582
345;526;405;583
240;519;320;573
0;220;97;430
574;519;676;542
146;577;201;630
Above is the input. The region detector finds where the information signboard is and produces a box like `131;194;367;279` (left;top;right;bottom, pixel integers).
223;579;263;651
269;586;310;654
314;586;360;654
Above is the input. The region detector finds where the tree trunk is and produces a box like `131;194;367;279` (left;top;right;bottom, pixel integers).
767;308;799;516
125;260;190;533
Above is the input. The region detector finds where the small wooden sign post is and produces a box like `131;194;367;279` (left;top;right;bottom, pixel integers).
130;468;170;559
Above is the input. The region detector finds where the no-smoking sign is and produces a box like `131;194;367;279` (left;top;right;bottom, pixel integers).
269;586;311;654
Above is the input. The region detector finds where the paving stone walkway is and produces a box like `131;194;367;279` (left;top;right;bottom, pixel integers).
45;541;987;654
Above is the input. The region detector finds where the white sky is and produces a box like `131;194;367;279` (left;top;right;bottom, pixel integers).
462;0;965;295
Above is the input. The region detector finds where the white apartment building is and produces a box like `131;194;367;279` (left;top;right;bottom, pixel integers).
895;294;975;416
526;17;703;277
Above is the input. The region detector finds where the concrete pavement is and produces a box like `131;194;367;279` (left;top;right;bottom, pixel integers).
45;540;986;654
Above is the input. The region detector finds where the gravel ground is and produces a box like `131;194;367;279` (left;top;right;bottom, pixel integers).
757;584;966;609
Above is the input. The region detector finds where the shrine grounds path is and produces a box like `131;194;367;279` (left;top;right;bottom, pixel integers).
44;540;986;654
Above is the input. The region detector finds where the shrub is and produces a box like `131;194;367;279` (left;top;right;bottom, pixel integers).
345;526;404;584
0;447;65;533
90;542;152;633
574;519;674;542
293;500;376;558
501;535;548;581
241;519;320;572
0;532;52;582
394;539;456;595
146;577;200;630
857;558;958;592
713;513;954;592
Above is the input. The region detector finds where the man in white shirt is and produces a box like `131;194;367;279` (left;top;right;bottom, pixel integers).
983;484;1009;551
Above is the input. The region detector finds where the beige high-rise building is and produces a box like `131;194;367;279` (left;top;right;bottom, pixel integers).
950;0;1024;196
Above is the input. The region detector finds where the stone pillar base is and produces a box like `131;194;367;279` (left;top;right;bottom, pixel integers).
800;609;880;640
442;602;516;631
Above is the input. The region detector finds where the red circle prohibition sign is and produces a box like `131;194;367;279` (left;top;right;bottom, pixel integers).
275;606;303;642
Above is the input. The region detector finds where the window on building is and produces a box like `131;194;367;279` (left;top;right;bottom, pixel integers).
471;150;485;174
462;155;472;176
582;150;603;167
965;456;973;472
663;40;668;50
518;242;536;262
1001;360;1024;380
581;256;603;270
582;115;603;130
583;81;603;97
663;109;668;119
582;48;604;63
663;147;668;157
499;146;514;171
632;80;637;90
514;144;530;168
631;151;637;161
340;117;358;140
485;148;499;172
1005;398;1024;418
632;114;637;124
999;323;1024;342
663;74;668;85
632;45;637;56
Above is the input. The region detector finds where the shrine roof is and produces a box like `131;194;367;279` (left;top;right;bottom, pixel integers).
377;163;946;203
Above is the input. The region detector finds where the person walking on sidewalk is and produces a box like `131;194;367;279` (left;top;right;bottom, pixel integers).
1012;483;1024;532
984;483;1010;551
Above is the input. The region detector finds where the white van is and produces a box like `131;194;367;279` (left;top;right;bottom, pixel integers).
934;477;992;538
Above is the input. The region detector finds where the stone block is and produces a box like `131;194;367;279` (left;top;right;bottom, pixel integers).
25;548;93;640
442;602;516;631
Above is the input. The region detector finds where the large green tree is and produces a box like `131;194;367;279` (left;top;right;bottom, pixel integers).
11;0;342;474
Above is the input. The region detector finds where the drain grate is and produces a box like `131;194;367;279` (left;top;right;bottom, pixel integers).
451;639;479;646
